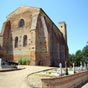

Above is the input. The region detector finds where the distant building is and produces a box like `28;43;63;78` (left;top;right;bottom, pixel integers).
0;6;68;67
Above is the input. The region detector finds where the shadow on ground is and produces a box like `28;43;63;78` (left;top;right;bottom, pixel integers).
0;67;25;72
76;80;88;88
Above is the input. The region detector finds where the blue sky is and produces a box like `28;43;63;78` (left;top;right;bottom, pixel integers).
0;0;88;54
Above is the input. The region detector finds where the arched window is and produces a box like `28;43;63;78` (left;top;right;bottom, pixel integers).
23;35;27;47
18;19;25;27
15;37;18;48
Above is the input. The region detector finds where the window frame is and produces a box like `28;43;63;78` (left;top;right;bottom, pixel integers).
14;37;18;48
18;19;25;28
23;35;27;47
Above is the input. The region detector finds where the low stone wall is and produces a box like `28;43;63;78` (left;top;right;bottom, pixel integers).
42;71;88;88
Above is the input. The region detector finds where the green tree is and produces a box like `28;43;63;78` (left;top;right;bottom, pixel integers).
69;44;88;67
82;45;88;62
69;54;75;66
75;50;83;66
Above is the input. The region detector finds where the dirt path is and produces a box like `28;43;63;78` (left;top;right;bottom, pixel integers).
0;66;52;88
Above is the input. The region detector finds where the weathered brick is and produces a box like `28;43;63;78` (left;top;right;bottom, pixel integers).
0;6;68;66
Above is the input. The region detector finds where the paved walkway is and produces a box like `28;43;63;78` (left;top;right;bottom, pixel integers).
0;66;52;88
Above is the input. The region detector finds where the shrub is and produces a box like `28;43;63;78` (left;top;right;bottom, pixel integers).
18;58;22;65
18;58;30;65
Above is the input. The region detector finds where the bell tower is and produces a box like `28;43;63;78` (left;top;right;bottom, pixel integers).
59;22;67;43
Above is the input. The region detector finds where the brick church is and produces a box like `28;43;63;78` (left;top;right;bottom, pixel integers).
0;6;68;67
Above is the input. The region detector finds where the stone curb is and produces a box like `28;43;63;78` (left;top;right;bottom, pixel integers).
0;67;25;72
25;67;55;88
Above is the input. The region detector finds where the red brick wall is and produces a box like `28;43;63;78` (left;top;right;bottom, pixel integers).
42;71;88;88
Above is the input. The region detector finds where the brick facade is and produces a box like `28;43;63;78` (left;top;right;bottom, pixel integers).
0;6;68;67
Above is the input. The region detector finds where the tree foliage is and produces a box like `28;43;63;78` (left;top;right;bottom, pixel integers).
69;54;75;66
69;45;88;66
